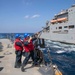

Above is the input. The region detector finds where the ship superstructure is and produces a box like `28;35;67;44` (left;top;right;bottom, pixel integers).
39;5;75;44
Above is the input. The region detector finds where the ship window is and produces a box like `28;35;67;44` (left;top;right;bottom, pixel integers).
71;10;72;11
69;25;74;29
59;26;62;29
56;27;57;29
64;26;68;28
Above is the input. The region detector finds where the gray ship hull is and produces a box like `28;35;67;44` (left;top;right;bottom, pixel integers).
39;5;75;44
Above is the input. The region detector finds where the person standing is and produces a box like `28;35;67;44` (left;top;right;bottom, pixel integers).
14;34;23;68
32;33;43;66
21;33;35;72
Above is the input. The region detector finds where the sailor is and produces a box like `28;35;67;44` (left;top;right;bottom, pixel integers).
32;33;39;49
14;34;23;68
32;33;43;66
21;33;35;72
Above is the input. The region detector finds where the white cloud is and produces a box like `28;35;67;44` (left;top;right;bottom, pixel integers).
22;0;32;5
24;14;40;19
24;15;29;19
31;14;40;18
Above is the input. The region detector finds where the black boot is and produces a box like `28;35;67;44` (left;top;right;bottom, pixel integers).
14;65;20;68
14;63;21;68
31;63;35;67
21;66;25;72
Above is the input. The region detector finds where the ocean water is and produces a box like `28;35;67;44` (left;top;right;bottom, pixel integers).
45;40;75;75
0;33;75;75
0;33;34;40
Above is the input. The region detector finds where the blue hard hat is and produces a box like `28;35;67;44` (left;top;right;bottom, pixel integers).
24;33;28;38
27;34;30;37
15;34;20;38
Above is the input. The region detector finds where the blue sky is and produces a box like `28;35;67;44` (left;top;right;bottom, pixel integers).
0;0;74;33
